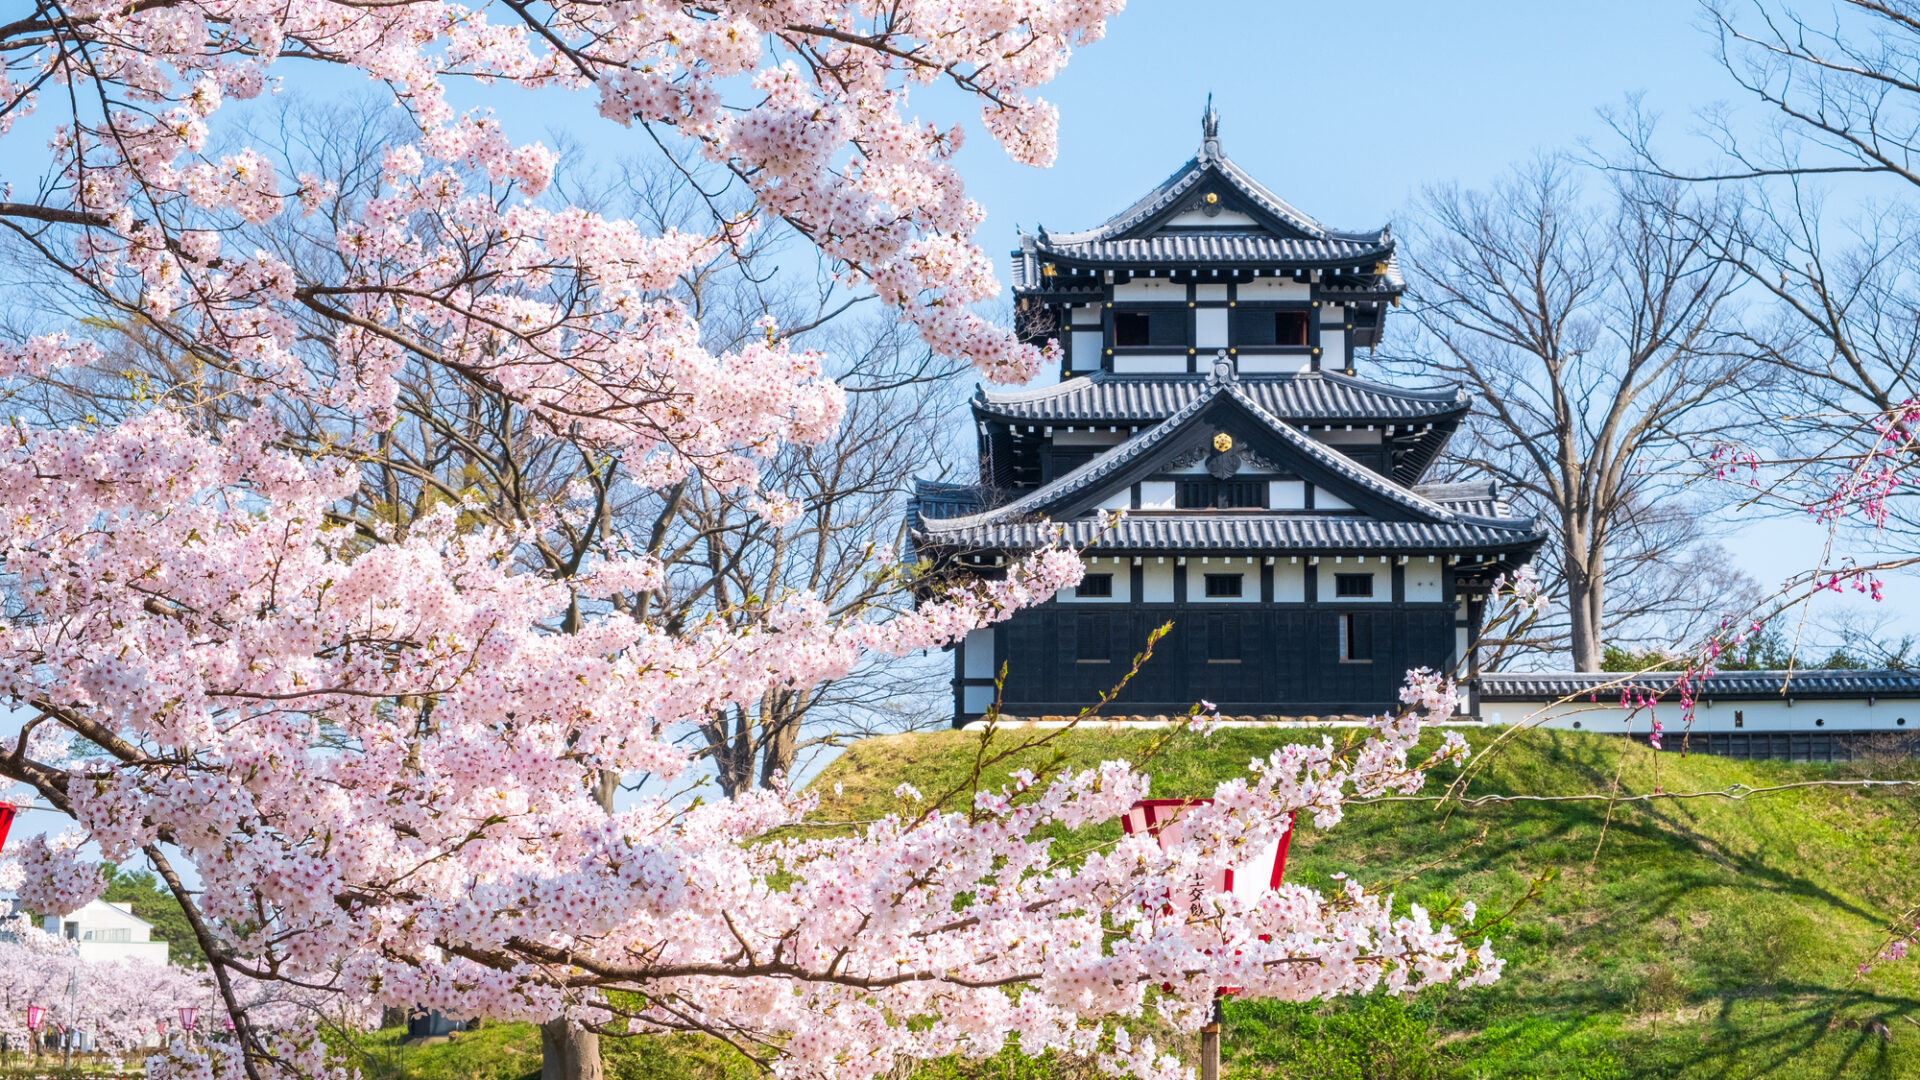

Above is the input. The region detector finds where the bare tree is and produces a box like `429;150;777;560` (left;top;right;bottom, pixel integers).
1392;158;1755;670
1606;3;1920;547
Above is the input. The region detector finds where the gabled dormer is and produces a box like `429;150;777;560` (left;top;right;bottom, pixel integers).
1011;102;1401;380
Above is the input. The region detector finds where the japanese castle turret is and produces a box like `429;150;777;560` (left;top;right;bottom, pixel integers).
913;106;1549;724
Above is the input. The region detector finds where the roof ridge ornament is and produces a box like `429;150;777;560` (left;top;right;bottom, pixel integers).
1208;349;1236;383
1201;94;1221;161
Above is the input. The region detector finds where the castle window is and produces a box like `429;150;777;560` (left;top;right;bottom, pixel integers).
1113;309;1185;347
1176;479;1268;509
1207;614;1243;663
1076;574;1114;598
1333;573;1374;598
1203;574;1243;598
1231;307;1311;346
1338;613;1373;662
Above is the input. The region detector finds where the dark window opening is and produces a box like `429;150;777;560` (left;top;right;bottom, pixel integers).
1735;710;1744;728
1075;574;1114;598
1175;479;1268;509
1075;614;1110;663
1338;613;1373;662
1207;614;1242;663
1231;307;1311;347
1203;574;1243;598
1112;309;1185;347
1333;573;1374;598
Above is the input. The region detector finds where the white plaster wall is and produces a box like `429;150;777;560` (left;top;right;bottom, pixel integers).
1239;278;1310;299
1060;556;1131;602
1141;560;1175;603
1195;284;1228;302
1272;560;1305;602
1488;698;1919;733
1114;354;1188;374
1165;209;1261;227
76;941;169;965
1321;328;1347;365
1191;558;1259;603
1070;304;1102;326
963;627;996;679
1195;307;1229;348
1321;303;1346;323
1406;560;1444;602
1071;330;1102;370
1238;354;1311;374
963;685;996;714
1139;481;1176;510
1315;486;1355;511
1270;480;1306;509
1114;279;1181;300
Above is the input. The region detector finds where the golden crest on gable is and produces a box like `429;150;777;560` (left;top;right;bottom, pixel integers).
1212;432;1234;453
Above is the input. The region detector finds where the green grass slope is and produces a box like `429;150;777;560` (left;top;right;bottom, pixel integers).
812;727;1920;1080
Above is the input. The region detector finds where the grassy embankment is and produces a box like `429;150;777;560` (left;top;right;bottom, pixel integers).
349;725;1920;1080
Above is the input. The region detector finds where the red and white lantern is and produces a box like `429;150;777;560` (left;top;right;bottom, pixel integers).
0;802;16;855
1121;798;1293;901
25;1005;44;1032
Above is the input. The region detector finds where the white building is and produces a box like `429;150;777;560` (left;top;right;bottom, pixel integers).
41;898;170;964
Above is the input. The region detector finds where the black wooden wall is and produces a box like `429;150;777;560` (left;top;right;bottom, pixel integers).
990;603;1458;716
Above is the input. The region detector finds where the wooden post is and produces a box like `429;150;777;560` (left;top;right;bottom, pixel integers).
1200;998;1222;1080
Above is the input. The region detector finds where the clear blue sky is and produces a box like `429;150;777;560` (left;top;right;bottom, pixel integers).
951;1;1736;252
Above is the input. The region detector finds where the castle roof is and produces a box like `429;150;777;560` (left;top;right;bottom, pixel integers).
917;366;1542;567
973;370;1467;426
1012;103;1399;290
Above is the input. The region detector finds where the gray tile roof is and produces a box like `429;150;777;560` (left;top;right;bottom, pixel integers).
916;515;1545;554
977;371;1469;425
1009;122;1398;291
1030;233;1392;267
1413;481;1508;518
913;480;990;518
1480;669;1920;702
917;369;1543;556
1044;143;1386;247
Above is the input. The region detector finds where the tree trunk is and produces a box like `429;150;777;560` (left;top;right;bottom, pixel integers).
1566;564;1603;672
539;770;613;1080
540;1019;602;1080
758;691;801;789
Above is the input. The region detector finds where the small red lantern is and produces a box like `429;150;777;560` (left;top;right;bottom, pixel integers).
223;1015;235;1032
157;1019;167;1038
0;802;16;855
178;1006;199;1033
1121;799;1293;898
25;1006;44;1032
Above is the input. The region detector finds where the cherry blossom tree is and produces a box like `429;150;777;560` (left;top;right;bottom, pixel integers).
0;3;1509;1080
0;913;218;1060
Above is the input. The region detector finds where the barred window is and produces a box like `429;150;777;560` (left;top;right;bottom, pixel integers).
1203;574;1243;598
1333;573;1374;598
1075;574;1114;598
